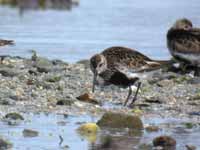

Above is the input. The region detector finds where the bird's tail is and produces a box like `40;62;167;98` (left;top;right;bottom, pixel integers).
152;59;174;66
0;40;14;46
139;59;174;72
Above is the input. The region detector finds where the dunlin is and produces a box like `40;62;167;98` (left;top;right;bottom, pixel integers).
167;18;200;75
0;39;14;47
90;46;171;107
0;39;14;64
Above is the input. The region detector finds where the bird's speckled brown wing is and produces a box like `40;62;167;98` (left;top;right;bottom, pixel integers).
167;28;200;54
101;46;152;70
0;39;14;46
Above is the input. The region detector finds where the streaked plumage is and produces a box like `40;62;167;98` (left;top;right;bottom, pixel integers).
0;39;14;64
0;39;14;47
90;46;171;107
167;18;200;75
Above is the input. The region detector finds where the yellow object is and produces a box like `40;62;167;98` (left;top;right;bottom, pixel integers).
77;123;100;143
77;123;99;134
131;108;143;115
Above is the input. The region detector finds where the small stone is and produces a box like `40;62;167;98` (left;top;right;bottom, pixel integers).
4;113;24;120
138;143;153;150
145;96;162;104
97;112;143;129
57;121;67;126
61;145;70;150
26;79;35;85
0;98;15;105
0;137;13;149
184;122;194;129
135;103;151;107
76;93;99;105
188;94;200;101
188;112;200;116
46;75;61;82
28;69;38;75
153;135;176;147
145;125;159;132
56;99;73;106
76;121;86;125
3;113;24;125
0;68;19;77
173;76;191;84
187;77;200;84
23;129;39;137
186;145;196;150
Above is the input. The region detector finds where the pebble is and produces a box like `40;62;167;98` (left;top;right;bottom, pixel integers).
0;137;13;149
153;135;176;147
23;129;39;137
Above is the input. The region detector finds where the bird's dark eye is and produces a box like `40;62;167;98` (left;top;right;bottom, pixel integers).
99;63;103;67
184;25;190;30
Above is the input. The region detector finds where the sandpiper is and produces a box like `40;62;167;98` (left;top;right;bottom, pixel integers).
90;46;171;107
0;39;14;64
0;39;14;47
167;18;200;76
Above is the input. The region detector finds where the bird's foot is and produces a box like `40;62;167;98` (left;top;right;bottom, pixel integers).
128;103;135;108
194;67;200;77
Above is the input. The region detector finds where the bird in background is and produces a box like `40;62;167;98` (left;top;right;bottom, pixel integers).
90;46;171;107
0;39;14;64
167;18;200;76
0;39;14;47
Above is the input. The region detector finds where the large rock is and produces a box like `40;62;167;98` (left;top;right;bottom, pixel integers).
97;112;143;129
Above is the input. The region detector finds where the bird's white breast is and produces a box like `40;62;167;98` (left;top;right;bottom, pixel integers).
174;52;200;66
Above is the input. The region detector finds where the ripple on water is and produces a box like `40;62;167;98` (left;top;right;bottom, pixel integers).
0;113;199;150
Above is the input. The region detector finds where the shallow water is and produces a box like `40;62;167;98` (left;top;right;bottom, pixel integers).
0;0;200;62
0;113;199;150
0;113;98;150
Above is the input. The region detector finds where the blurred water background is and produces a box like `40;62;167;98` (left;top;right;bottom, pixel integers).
0;0;200;62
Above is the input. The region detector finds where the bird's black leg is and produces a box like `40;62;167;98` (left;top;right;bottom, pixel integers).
194;67;200;76
92;71;97;93
129;82;141;108
0;56;5;64
123;86;132;106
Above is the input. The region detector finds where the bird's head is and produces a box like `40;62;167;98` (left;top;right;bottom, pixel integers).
90;54;107;75
172;18;193;30
90;54;107;92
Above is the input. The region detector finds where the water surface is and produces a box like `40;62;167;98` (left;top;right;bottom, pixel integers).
0;114;199;150
0;0;200;62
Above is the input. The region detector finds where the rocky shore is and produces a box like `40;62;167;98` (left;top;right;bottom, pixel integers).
0;54;199;149
0;55;199;119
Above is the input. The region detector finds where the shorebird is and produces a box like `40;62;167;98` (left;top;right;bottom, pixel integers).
167;18;200;76
90;46;171;107
0;39;14;47
0;39;14;64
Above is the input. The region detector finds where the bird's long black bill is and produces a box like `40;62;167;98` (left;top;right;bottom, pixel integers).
92;71;97;93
